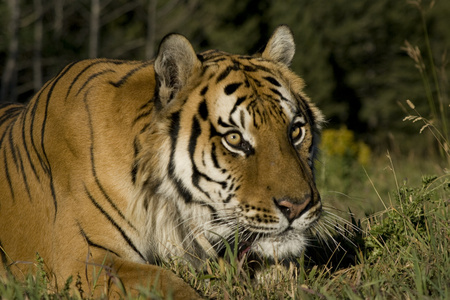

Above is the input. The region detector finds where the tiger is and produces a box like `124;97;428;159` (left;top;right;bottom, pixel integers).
0;25;324;298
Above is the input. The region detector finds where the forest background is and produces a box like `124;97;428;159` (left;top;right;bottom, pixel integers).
2;0;449;216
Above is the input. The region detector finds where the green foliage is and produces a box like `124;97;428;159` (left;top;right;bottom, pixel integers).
362;175;450;298
317;126;372;204
321;126;371;166
365;175;442;259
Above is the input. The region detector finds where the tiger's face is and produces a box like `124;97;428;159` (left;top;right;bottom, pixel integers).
138;26;323;262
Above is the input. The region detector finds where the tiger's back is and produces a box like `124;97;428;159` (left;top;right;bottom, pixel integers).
0;26;323;299
0;59;165;293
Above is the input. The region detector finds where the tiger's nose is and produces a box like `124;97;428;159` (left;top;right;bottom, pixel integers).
275;196;312;222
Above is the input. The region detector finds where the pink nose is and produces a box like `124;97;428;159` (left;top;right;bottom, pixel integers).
276;196;312;221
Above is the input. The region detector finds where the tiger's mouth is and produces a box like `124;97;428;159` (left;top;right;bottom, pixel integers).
238;240;253;260
200;205;322;261
235;214;322;260
217;228;304;261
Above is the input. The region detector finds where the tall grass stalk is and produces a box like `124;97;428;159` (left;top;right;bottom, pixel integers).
405;0;450;163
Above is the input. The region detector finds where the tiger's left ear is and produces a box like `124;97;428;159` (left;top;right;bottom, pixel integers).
261;25;295;67
154;33;200;109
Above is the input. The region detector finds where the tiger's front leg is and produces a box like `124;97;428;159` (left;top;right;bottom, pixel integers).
70;250;202;299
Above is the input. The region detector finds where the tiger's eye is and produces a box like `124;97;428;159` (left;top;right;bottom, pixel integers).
291;125;301;140
225;132;242;146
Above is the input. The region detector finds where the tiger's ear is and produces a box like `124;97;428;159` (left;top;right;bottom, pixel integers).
261;25;295;66
154;33;199;108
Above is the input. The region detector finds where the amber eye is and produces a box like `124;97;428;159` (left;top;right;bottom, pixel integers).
225;132;242;146
290;122;305;144
291;125;301;140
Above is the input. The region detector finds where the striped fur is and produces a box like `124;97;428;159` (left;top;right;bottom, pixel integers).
0;26;323;298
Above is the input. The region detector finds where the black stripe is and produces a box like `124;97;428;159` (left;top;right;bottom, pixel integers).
263;76;281;87
0;126;7;148
217;117;232;128
296;94;316;127
3;147;14;202
76;69;116;96
210;143;221;169
132;136;140;157
168;111;194;203
0;240;8;268
169;111;181;142
65;59;136;99
153;72;163;111
229;96;248;122
132;108;153;127
198;100;208;121
138;98;153;111
269;88;289;102
235;96;247;107
66;60;109;100
216;66;233;83
20;106;40;183
139;122;151;134
196;53;205;62
78;222;121;258
252;78;262;87
208;57;227;64
200;86;208;96
131;164;138;185
269;88;282;99
248;61;273;73
16;146;32;201
41;62;80;220
223;194;233;203
131;138;140;185
84;187;146;262
136;99;154;129
209;121;220;139
29;79;53;176
0;105;22;128
8;121;19;172
188;117;202;175
83;93;137;231
142;178;162;212
189;117;227;196
109;61;153;88
243;65;257;72
0;102;15;109
224;83;242;95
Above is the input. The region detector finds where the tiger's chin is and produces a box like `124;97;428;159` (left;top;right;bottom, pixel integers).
251;231;310;260
241;210;322;261
206;227;312;264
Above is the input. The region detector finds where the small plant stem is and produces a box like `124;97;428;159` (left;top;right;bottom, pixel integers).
420;9;439;119
420;6;449;156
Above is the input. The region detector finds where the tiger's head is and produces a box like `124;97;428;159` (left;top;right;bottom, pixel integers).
134;26;324;264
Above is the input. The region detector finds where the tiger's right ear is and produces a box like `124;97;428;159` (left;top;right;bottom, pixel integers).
154;34;199;109
261;25;295;67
